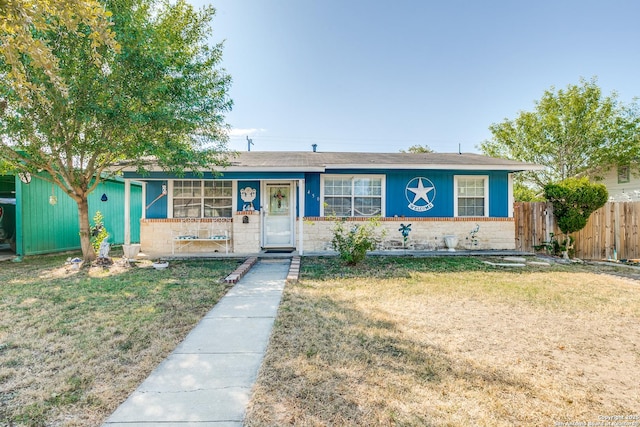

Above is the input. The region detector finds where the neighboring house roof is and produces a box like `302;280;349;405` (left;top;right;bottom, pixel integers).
223;151;543;172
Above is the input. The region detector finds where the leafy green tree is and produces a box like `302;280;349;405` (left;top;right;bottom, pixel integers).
0;0;119;101
480;78;640;192
400;144;434;153
513;183;544;202
544;177;608;254
0;0;232;261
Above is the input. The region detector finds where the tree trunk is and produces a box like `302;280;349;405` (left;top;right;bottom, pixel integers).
77;197;96;262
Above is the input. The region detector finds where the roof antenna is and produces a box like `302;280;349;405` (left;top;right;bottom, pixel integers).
247;136;254;152
458;143;462;155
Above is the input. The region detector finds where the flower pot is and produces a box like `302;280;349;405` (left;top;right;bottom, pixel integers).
152;261;169;270
123;244;141;259
443;235;458;252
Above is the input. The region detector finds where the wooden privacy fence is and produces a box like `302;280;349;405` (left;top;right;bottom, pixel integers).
514;202;640;260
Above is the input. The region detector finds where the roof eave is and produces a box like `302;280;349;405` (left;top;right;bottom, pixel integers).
222;166;326;172
324;163;545;171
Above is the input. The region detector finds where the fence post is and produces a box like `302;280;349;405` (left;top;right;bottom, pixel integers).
614;203;620;260
544;202;553;244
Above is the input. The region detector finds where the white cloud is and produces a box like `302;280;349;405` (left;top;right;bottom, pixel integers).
227;128;267;137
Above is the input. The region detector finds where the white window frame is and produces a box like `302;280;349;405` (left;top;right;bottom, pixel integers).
508;173;514;218
454;175;489;217
320;174;386;217
168;180;235;218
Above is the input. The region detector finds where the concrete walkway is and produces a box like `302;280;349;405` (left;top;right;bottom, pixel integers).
103;259;290;427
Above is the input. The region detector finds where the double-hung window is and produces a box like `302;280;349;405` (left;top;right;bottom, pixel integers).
322;175;384;217
172;180;233;218
454;176;488;217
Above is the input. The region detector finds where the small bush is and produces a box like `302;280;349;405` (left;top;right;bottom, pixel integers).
90;211;109;254
331;217;385;265
534;232;575;258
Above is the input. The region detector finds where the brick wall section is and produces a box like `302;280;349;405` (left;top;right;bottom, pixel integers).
140;218;232;255
232;211;261;254
140;216;515;254
299;217;515;252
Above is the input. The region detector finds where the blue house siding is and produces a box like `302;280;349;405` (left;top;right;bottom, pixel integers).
386;170;453;217
488;172;509;217
304;173;321;217
133;169;512;220
308;169;511;219
145;181;168;219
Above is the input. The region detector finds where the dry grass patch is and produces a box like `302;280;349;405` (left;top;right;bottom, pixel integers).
0;253;240;426
246;257;640;426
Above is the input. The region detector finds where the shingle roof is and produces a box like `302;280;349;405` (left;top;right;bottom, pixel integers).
225;151;542;171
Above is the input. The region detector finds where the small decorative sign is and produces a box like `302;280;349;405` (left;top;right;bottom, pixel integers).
240;186;257;211
269;187;289;213
405;177;436;212
273;189;286;208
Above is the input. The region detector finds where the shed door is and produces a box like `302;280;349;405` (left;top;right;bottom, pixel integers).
262;182;295;248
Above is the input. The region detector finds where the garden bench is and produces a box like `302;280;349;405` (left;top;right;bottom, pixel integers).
172;218;231;254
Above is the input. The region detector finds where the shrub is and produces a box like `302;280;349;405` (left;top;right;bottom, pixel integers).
543;177;607;258
331;217;385;265
544;177;608;235
90;211;109;255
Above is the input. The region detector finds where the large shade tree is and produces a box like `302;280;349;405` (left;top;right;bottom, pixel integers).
480;78;640;194
0;0;119;101
0;0;232;261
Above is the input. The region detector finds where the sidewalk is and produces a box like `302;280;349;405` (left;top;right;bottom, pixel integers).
103;258;290;426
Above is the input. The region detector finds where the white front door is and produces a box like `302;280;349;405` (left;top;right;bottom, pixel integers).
262;182;295;248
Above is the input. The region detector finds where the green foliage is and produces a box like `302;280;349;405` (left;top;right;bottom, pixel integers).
90;211;109;254
0;0;119;103
514;183;544;202
544;177;608;235
331;217;385;265
400;144;434;153
0;0;232;260
534;232;575;257
480;77;640;192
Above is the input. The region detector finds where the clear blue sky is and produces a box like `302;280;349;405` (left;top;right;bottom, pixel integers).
188;0;640;153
